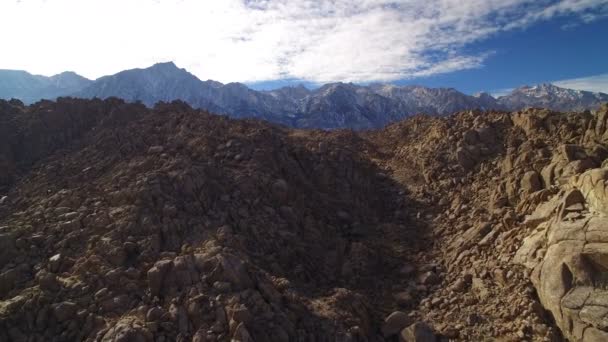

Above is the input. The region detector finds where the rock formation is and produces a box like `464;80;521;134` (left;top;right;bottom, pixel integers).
1;97;608;341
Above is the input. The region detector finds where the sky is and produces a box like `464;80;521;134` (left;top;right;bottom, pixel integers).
1;0;607;95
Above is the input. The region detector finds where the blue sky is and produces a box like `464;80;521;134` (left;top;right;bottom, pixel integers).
389;15;608;95
249;12;608;95
1;0;608;95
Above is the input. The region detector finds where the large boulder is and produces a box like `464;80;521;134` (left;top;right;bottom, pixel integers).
399;322;437;342
521;170;542;193
515;170;608;341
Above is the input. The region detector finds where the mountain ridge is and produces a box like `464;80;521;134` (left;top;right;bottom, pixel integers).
1;62;607;129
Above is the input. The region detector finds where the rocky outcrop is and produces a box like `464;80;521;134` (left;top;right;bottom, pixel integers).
514;104;608;341
514;183;608;341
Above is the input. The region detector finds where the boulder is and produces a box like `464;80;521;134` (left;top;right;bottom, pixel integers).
382;311;409;337
515;187;608;341
456;147;475;170
147;259;173;297
52;301;78;322
521;170;542;193
217;253;252;289
399;322;437;342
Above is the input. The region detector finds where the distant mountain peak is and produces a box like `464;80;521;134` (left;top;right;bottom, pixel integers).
498;82;608;112
151;61;178;69
473;92;494;99
51;71;80;77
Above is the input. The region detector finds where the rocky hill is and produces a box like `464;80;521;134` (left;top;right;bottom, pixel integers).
2;63;608;129
2;97;608;341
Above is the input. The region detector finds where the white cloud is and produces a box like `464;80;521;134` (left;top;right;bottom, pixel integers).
0;0;606;83
490;88;515;97
554;73;608;93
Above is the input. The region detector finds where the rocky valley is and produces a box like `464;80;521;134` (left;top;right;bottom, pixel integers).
2;97;608;342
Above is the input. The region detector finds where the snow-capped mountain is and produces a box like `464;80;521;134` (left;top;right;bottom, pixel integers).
1;63;607;129
370;84;505;114
497;83;608;112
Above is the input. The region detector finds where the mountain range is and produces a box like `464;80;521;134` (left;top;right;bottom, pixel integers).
1;62;607;129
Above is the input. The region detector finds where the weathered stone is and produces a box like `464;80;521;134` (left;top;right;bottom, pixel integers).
393;291;414;306
399;322;437;342
417;271;439;285
232;322;253;342
231;305;252;324
382;311;409;337
52;301;78;322
147;259;173;297
37;270;60;292
471;278;489;300
521;170;542;193
49;253;63;273
145;307;164;322
217;253;252;289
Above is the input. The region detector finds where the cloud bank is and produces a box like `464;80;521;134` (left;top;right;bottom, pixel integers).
1;0;606;83
554;73;608;94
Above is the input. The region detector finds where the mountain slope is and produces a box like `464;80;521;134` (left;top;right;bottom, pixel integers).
0;70;92;104
74;62;209;107
2;63;608;129
370;84;505;114
4;99;608;340
498;83;608;111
